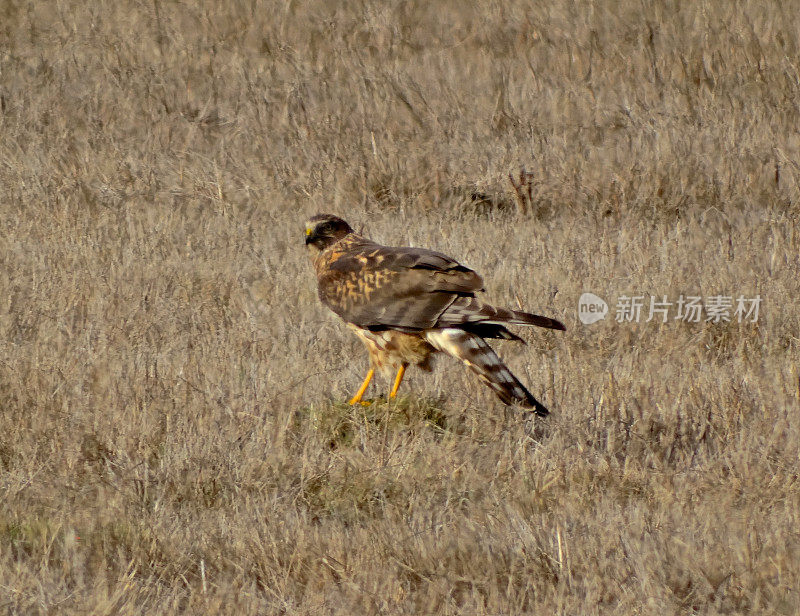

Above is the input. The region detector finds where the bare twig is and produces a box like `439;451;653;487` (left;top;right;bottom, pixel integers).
508;168;536;215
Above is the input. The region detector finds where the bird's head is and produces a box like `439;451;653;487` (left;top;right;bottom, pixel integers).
304;214;354;252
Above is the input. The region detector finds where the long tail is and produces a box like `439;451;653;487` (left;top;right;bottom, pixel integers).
438;297;566;331
425;328;550;416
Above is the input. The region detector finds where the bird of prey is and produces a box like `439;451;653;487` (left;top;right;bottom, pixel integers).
305;214;565;416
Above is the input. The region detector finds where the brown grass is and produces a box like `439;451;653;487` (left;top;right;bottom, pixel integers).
1;0;799;613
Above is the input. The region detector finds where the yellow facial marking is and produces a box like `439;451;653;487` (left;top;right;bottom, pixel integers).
305;227;312;236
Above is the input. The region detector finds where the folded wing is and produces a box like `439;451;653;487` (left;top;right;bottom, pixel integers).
318;239;564;334
317;241;483;331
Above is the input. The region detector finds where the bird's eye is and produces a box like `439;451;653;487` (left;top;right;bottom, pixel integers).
320;223;333;234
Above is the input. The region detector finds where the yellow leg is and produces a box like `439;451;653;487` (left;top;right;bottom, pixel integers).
389;365;406;399
348;369;374;405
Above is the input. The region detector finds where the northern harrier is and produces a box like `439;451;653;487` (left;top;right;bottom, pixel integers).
305;214;565;416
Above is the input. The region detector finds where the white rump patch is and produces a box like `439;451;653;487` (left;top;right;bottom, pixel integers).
425;328;470;358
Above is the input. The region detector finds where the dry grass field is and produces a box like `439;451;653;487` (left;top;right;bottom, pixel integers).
1;0;800;613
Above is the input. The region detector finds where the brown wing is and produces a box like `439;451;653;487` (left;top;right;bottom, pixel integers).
317;239;483;331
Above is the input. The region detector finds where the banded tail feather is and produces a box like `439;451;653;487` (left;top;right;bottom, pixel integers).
439;297;566;332
425;328;551;416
